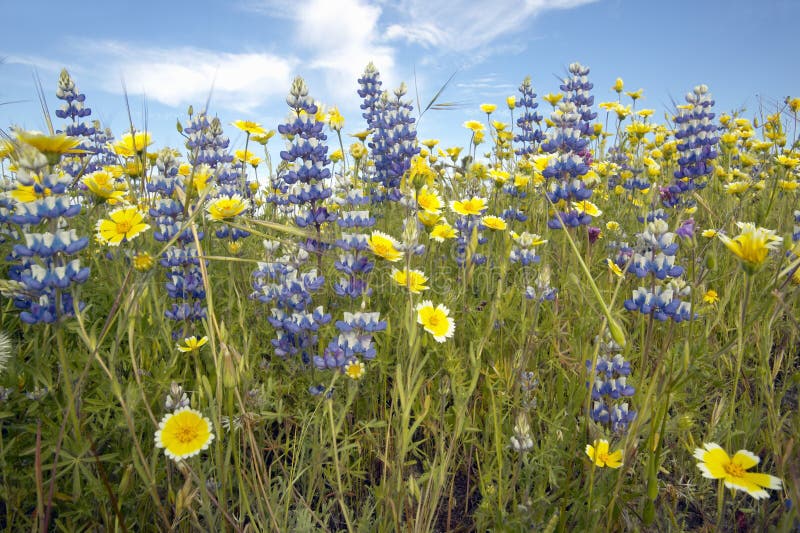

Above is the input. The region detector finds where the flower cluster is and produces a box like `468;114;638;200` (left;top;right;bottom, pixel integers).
149;149;207;337
514;76;544;157
586;334;636;434
541;64;597;229
54;69;97;177
333;190;375;298
251;244;330;364
3;132;90;324
618;214;693;322
276;77;336;252
663;85;719;209
315;311;386;370
367;77;419;201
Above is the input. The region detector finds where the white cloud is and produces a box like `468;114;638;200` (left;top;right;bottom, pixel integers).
383;0;598;51
260;0;398;109
75;41;297;113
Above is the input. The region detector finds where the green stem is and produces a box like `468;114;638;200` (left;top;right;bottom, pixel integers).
728;273;752;437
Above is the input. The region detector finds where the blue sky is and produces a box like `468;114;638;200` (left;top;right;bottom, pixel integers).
1;0;797;152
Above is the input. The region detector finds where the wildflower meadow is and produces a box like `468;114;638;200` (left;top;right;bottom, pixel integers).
1;62;799;532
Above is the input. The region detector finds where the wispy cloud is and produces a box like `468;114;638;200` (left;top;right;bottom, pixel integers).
383;0;598;52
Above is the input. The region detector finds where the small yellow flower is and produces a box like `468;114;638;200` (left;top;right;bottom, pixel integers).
344;360;366;380
506;96;516;110
480;103;497;114
626;89;644;101
231;120;266;136
694;443;782;500
251;130;276;144
606;221;620;232
702;289;719;305
154;407;215;463
391;268;429;293
422;138;439;149
207;195;249;221
450;197;488;216
543;93;563;106
327;107;345;131
133;252;155;272
96;207;150;246
415;300;455;342
368;231;402;262
481;215;507;231
607;258;623;278
463;120;484;133
718;222;783;273
349;142;367;159
702;229;718;238
330;149;343;163
445;146;462;161
430;222;457;242
612;78;624;93
585;439;623;468
177;336;209;353
227;240;243;255
350;130;371;141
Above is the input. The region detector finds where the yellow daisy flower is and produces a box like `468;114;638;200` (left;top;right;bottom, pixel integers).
572;200;603;217
506;96;516;109
113;131;152;158
415;186;443;214
694;443;782;499
415;300;455;342
207;195;249;221
585;439;623;468
481;215;507;231
96;207;150;246
154;407;215;462
718;222;783;273
450;196;488;217
702;229;718;238
368;231;402;262
430;222;458;242
479;103;497;114
177;336;209;353
391;268;429;293
83;170;126;203
15;130;83;162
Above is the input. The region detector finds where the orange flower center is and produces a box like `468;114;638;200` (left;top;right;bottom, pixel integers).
723;461;745;478
174;423;200;444
116;220;133;234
